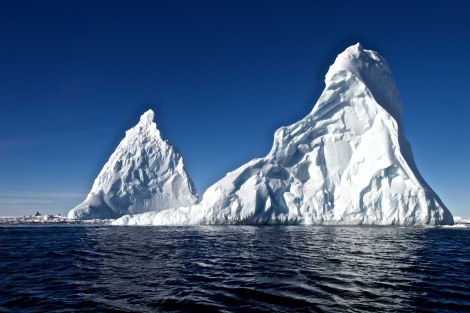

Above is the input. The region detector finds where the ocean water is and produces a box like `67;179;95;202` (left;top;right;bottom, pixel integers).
1;225;469;312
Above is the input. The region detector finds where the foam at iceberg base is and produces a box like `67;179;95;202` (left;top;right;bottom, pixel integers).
113;43;453;226
68;110;198;220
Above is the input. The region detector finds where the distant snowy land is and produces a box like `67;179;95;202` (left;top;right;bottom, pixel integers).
66;43;453;226
0;214;112;225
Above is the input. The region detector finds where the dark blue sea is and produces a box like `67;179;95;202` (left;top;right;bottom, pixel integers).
1;225;469;312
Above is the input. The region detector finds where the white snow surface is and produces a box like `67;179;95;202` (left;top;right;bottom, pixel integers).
114;43;453;226
454;216;470;224
68;110;198;220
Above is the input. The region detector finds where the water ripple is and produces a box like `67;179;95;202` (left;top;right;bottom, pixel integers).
1;225;469;312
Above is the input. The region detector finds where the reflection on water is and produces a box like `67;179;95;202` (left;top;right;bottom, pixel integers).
1;225;469;312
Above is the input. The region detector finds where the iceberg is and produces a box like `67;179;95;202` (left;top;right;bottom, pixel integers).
114;43;453;226
68;110;198;220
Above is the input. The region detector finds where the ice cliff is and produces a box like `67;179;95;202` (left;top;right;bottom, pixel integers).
68;110;198;220
113;43;453;226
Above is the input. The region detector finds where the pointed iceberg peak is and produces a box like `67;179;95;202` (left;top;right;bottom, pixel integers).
325;43;386;82
324;43;403;123
140;109;155;124
126;109;160;138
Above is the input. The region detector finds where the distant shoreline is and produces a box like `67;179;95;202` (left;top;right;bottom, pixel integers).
0;215;113;225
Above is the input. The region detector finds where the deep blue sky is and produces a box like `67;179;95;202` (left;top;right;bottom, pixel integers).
1;1;469;218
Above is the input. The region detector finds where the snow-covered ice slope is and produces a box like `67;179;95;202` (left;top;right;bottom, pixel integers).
114;43;453;226
68;110;198;220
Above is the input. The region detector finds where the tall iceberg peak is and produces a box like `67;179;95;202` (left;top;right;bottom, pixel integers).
114;44;453;226
323;43;402;123
125;109;159;137
140;108;154;123
68;109;198;220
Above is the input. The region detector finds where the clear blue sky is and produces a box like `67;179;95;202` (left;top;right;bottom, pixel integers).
1;1;469;218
